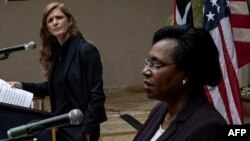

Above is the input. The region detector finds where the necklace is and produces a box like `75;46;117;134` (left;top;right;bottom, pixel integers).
164;113;177;123
162;114;176;130
165;118;174;123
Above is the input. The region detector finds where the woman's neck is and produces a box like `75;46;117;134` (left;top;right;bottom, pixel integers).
161;101;185;130
168;91;191;115
56;33;70;46
161;93;191;130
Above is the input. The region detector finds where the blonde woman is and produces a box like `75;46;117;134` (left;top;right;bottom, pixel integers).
10;2;107;141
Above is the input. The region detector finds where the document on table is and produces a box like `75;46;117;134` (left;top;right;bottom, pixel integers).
0;79;33;108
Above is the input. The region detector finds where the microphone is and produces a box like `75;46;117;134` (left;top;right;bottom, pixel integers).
7;109;84;139
0;41;36;54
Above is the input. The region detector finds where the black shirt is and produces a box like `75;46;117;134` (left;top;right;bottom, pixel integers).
51;37;73;114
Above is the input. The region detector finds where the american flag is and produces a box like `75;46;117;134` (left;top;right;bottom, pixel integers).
203;0;243;124
174;0;244;124
229;0;250;67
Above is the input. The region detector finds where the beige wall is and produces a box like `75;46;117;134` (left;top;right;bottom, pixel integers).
0;0;172;90
1;0;248;91
239;64;250;87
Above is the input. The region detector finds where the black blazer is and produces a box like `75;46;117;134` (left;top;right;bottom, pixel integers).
22;37;107;134
134;96;227;141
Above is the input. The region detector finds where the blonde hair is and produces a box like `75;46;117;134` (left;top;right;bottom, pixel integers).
39;2;83;76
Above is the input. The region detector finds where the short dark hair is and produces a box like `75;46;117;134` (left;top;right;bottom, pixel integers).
153;25;222;87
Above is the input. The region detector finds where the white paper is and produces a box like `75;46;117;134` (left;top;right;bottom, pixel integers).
0;79;33;108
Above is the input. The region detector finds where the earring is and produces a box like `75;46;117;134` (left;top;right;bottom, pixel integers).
182;79;187;85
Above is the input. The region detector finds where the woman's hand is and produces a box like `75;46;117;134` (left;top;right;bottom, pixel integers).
8;81;23;89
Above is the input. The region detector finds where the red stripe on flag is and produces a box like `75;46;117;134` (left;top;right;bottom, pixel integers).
217;77;233;124
213;25;233;123
235;41;250;67
231;15;250;28
218;24;243;123
204;86;213;104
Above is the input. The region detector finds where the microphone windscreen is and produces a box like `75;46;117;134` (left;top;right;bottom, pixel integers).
26;41;36;50
68;109;84;125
